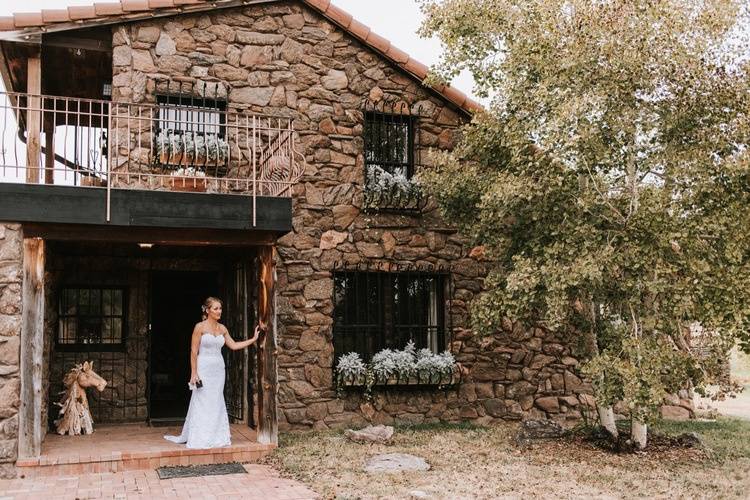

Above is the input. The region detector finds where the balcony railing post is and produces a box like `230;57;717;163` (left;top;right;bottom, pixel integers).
106;102;112;222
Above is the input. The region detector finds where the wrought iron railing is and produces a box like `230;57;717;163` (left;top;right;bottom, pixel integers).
0;92;304;226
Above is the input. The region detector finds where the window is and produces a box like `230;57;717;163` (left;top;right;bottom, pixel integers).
157;94;226;138
364;111;415;179
333;271;446;361
58;288;126;348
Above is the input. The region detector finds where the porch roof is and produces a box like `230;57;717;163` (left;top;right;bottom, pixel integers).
0;0;481;116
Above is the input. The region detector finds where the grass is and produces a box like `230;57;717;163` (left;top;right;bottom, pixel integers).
264;418;750;499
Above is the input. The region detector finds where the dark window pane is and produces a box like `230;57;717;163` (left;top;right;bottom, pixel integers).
57;287;125;346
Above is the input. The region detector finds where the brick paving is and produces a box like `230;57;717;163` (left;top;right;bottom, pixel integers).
0;463;317;499
16;424;275;477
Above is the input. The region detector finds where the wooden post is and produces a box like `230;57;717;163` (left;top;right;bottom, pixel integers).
26;56;42;184
19;238;45;459
256;246;278;445
44;126;54;184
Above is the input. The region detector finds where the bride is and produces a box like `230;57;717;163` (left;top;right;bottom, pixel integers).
165;296;260;449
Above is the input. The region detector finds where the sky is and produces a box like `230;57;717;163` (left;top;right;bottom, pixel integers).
0;0;478;100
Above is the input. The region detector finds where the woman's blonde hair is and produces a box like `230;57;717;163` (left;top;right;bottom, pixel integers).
201;296;223;320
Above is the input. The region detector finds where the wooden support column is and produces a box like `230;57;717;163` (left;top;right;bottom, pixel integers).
26;56;42;184
256;245;278;445
19;238;45;459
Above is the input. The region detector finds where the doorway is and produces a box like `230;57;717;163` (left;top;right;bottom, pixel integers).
149;270;220;423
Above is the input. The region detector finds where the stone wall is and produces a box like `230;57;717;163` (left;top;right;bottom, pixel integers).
0;224;22;478
110;0;592;430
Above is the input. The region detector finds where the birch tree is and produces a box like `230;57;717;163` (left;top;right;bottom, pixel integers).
419;0;750;449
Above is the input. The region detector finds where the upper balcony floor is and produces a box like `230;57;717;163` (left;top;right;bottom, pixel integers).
0;89;303;236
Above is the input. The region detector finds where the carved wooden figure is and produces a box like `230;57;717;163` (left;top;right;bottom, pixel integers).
55;361;108;436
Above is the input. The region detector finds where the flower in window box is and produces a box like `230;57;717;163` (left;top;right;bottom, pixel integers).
154;131;229;168
364;164;422;210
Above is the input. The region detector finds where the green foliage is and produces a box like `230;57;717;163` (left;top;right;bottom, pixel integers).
419;0;750;421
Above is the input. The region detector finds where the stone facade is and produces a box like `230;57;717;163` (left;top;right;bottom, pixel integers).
108;0;592;431
0;223;22;478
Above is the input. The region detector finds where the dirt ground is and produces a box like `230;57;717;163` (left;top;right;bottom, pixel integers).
696;349;750;420
263;418;750;500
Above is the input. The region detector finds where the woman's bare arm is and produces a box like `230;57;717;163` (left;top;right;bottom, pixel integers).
223;325;261;351
189;323;202;384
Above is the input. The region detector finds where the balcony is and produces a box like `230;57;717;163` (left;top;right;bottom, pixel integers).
0;92;303;234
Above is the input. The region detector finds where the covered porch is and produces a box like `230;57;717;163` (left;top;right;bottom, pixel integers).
16;228;282;469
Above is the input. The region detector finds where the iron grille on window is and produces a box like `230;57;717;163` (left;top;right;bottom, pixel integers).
364;111;414;179
157;94;227;138
333;271;447;361
57;288;126;348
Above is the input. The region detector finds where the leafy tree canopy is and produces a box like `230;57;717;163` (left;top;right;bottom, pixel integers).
418;0;750;421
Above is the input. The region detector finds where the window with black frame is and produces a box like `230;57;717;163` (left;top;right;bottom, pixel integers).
58;288;126;349
364;111;414;179
155;94;229;171
333;271;446;361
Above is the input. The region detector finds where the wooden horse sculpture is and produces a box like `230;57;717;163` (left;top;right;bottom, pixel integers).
55;361;108;436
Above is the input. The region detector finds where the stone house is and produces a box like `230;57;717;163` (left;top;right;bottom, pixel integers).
0;0;600;478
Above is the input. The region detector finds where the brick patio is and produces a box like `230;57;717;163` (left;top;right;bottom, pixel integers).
0;463;317;499
15;424;275;478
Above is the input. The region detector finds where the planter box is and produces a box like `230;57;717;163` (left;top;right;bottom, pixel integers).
167;176;208;193
158;152;226;168
338;367;461;389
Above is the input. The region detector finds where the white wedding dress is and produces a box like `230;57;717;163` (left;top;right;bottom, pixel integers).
164;333;231;448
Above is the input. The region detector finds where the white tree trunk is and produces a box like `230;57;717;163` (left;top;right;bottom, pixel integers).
597;406;619;439
632;419;647;450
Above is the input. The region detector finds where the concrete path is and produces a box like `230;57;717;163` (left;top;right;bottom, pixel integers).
0;463;317;499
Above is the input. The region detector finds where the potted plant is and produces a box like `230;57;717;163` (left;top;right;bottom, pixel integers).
168;166;208;192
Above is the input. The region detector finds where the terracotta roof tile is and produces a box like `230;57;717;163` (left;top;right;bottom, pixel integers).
305;0;331;11
0;17;14;31
0;0;479;114
347;18;370;41
120;0;150;12
41;10;72;24
147;0;175;8
365;30;391;54
386;45;409;65
94;3;124;16
13;13;45;28
324;3;352;29
403;58;429;81
68;6;98;20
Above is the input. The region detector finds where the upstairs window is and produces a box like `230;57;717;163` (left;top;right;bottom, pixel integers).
157;94;227;138
58;287;126;349
363;111;415;179
333;271;446;361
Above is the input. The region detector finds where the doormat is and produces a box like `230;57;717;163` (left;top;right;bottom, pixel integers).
157;462;247;479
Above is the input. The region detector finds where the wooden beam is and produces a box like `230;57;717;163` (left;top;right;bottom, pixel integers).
25;56;41;184
19;238;45;459
256;245;278;446
22;223;280;247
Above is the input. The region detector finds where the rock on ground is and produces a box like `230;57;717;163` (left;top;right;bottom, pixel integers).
345;425;394;443
364;453;430;473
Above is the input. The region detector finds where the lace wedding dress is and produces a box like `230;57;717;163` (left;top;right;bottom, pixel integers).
164;333;231;448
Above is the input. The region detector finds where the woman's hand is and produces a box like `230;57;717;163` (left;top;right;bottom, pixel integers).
189;373;200;385
251;325;262;342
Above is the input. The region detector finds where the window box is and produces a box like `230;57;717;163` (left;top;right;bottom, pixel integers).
337;365;462;388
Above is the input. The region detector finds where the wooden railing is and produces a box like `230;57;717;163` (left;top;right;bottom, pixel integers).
0;92;304;226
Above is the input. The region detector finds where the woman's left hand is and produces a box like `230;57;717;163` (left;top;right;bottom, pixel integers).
252;325;262;342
